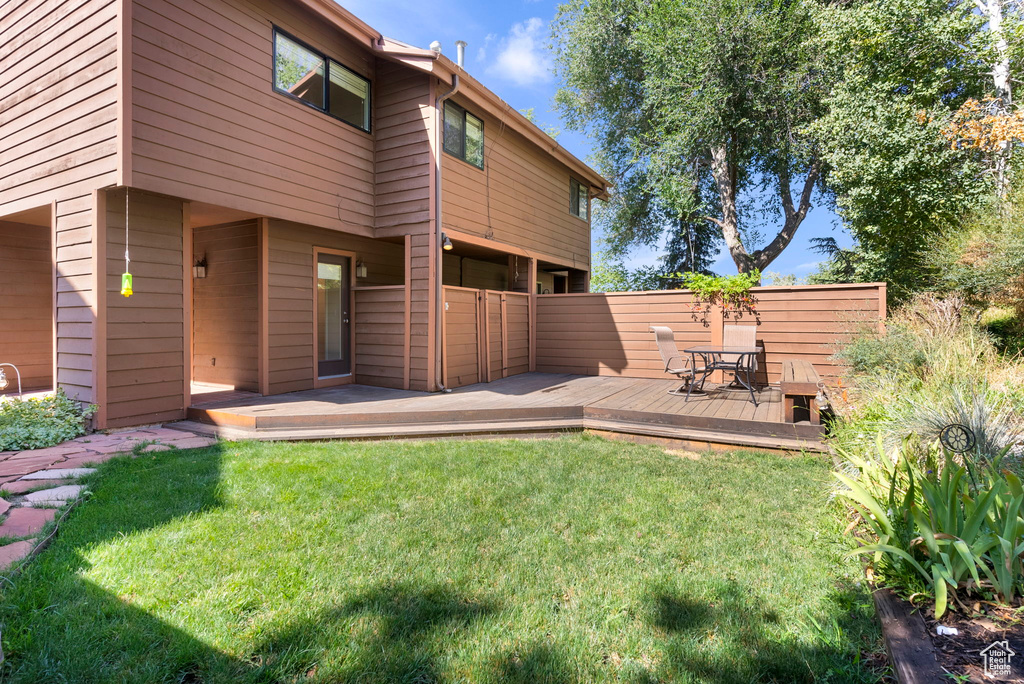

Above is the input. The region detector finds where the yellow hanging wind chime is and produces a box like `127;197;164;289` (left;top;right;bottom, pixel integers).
121;188;133;297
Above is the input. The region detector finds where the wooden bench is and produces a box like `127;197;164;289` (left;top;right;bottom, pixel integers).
780;359;822;425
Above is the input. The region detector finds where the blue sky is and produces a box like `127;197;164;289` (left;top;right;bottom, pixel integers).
341;0;853;277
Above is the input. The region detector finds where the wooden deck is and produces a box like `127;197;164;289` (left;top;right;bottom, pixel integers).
176;373;825;451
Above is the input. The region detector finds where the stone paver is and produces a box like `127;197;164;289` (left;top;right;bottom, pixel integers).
141;443;172;453
0;498;9;516
1;479;72;494
0;540;35;571
0;508;55;537
24;485;84;506
169;437;218;449
21;468;97;480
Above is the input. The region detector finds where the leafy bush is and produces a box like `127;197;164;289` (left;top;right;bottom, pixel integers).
0;389;96;451
838;437;1024;618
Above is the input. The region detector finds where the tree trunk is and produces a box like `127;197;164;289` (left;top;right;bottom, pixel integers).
977;0;1013;196
706;144;821;276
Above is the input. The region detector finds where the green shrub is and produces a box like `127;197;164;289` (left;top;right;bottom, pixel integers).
834;322;928;377
838;437;1024;618
0;389;96;451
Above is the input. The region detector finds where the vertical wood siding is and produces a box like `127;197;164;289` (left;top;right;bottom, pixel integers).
505;293;530;376
54;194;98;402
105;189;185;426
192;220;258;390
130;0;376;233
375;60;431;232
442;286;479;388
353;286;405;389
0;0;119;213
0;221;52;391
266;220;404;395
441;95;591;270
534;285;886;383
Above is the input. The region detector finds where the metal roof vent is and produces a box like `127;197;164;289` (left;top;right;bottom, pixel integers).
429;40;442;53
455;40;467;68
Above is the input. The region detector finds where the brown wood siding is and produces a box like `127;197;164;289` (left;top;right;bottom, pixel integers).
443;286;479;388
441;95;590;270
374;60;431;232
408;232;432;391
485;292;503;380
441;254;509;290
0;221;52;392
105;189;185;426
54;193;97;403
0;0;119;214
534;284;885;384
192;220;258;390
130;0;376;234
266;220;404;395
353;286;405;389
505;293;530;376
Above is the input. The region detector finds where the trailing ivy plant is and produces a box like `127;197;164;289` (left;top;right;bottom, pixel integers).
0;389;96;451
677;270;761;325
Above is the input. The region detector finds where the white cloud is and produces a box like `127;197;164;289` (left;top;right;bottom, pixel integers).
485;18;552;87
476;33;496;64
794;261;821;272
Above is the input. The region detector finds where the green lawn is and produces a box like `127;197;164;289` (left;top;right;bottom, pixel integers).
0;436;880;683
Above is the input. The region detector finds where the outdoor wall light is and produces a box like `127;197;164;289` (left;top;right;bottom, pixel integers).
442;233;454;251
355;259;367;278
0;363;23;398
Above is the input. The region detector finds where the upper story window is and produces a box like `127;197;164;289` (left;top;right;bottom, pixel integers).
443;101;484;168
273;28;371;132
570;178;589;221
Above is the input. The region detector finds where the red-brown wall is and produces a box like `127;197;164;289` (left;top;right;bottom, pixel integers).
0;221;52;392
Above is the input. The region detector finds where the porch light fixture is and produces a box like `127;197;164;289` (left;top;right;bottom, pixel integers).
442;233;453;251
0;363;23;398
355;259;367;278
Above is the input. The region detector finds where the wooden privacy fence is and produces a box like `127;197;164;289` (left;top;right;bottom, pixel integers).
535;283;886;385
443;286;530;388
353;285;406;389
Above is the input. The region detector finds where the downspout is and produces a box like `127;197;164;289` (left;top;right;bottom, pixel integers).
434;72;459;392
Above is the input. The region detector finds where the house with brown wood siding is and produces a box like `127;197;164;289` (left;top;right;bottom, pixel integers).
0;0;609;428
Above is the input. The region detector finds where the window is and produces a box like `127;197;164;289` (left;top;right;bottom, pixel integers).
273;28;370;132
570;178;589;221
443;101;484;168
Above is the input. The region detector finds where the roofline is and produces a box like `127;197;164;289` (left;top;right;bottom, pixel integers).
290;0;610;199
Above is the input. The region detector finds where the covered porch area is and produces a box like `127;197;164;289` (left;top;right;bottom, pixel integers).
178;372;825;452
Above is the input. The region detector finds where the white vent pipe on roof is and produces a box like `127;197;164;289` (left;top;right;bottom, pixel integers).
429;40;441;53
455;40;467;68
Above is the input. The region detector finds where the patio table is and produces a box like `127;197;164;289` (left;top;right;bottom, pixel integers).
683;345;762;406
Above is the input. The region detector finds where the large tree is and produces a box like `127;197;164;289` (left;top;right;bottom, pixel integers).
553;0;826;274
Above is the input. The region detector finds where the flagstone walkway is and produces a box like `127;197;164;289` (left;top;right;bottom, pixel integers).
0;427;216;572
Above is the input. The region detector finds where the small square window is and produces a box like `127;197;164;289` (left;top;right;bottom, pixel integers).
570;178;589;220
444;101;484;169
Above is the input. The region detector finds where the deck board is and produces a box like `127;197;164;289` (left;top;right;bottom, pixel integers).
185;373;824;450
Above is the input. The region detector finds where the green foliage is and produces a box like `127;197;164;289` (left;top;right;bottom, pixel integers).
809;0;992;299
554;0;825;273
679;270;760;312
589;250;673;292
838;438;1024;618
0;389;96;451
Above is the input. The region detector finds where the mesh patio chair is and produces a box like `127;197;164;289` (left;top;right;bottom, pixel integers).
650;326;701;396
699;324;759;393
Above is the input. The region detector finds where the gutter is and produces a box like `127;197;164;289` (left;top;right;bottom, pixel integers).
433;72;460;392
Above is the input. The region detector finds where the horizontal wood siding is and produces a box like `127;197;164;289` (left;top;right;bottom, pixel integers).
131;0;376;234
408;232;432;391
441;94;590;269
442;254;509;290
192;220;258;390
486;292;503;380
0;0;119;214
354;286;405;389
55;193;97;403
0;221;52;392
534;284;886;384
105;189;185;426
505;293;530;376
266;220;404;395
375;60;431;231
443;286;479;388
